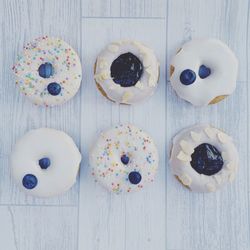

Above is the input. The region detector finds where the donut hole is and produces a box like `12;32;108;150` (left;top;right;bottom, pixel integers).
38;62;54;78
190;143;223;176
110;52;143;87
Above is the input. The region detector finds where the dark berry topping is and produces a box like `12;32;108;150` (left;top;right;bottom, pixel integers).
39;157;51;169
111;52;143;87
180;69;196;85
47;82;61;96
190;143;223;176
199;65;211;79
38;62;54;78
121;155;129;165
128;171;142;185
22;174;38;189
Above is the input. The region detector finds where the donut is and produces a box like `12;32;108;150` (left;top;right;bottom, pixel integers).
170;39;238;106
94;40;159;104
10;128;82;197
89;124;159;193
12;36;82;106
169;124;239;192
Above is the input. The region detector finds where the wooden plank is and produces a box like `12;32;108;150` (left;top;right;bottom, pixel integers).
166;0;250;249
82;0;166;18
0;205;78;250
78;18;166;250
0;0;81;205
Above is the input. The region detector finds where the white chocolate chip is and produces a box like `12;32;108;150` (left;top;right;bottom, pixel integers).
206;183;216;192
135;81;144;90
148;76;156;87
179;174;192;186
177;150;191;162
180;140;194;155
99;59;108;69
94;71;110;82
217;132;231;144
226;162;235;170
190;131;201;142
204;127;214;138
108;44;119;53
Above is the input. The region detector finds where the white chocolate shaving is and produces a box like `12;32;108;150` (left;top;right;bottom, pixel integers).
226;162;235;170
204;127;214;138
177;150;191;162
179;140;194;155
179;174;192;186
217;132;231;144
135;81;144;90
190;131;201;142
108;44;119;53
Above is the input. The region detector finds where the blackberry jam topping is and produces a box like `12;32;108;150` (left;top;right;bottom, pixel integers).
111;52;143;87
190;143;223;176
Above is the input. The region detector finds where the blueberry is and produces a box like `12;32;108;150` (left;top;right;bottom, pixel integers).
190;143;223;176
199;65;211;79
128;171;142;185
180;69;196;85
111;52;143;87
38;62;54;78
47;82;61;96
39;157;51;169
121;154;129;165
22;174;38;189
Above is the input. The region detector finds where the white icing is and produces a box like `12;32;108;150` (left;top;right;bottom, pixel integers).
10;128;81;197
170;124;239;192
13;36;82;106
95;40;159;104
89;124;159;194
170;39;238;106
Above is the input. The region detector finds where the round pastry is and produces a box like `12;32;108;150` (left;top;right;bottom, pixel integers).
94;40;159;104
10;128;82;197
12;36;82;106
170;39;238;106
89;124;159;193
170;124;239;192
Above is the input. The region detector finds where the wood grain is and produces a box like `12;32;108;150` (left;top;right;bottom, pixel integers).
78;18;166;250
0;0;249;249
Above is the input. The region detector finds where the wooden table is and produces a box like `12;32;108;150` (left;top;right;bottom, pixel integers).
0;0;249;249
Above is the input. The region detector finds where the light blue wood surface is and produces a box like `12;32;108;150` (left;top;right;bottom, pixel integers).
0;0;249;249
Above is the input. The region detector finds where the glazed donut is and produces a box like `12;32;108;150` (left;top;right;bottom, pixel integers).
89;124;159;193
12;36;82;106
170;39;238;106
94;40;159;104
10;128;81;197
170;124;239;192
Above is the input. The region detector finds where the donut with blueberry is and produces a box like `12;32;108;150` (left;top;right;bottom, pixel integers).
170;124;239;192
94;40;159;104
170;39;238;106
